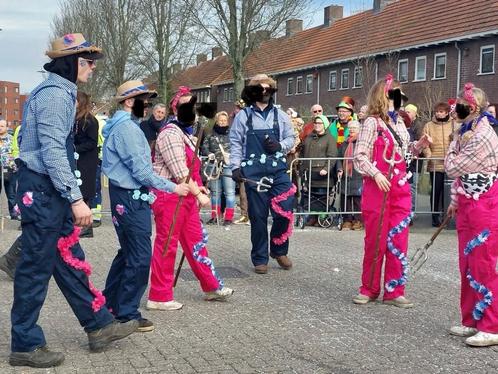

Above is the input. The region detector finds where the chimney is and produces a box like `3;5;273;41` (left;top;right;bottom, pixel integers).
171;63;182;74
285;19;303;37
211;47;222;59
373;0;395;13
196;53;207;65
249;30;271;47
324;5;343;27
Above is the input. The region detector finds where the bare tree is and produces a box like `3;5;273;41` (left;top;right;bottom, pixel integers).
187;0;307;99
419;80;446;123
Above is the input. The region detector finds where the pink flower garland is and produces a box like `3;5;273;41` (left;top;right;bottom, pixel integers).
57;227;106;312
270;184;297;245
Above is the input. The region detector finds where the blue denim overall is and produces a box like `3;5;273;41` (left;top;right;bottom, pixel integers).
241;107;294;266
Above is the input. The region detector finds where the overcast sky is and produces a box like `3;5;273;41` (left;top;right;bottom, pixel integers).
0;0;371;93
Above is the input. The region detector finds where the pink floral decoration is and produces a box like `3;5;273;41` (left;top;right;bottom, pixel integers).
115;204;126;215
22;192;34;207
270;184;297;245
63;34;75;46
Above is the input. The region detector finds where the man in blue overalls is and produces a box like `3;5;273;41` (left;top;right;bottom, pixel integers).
10;33;138;369
230;74;296;274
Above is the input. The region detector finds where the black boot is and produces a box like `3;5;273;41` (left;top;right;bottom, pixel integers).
432;214;441;227
9;346;64;368
0;236;22;280
79;226;94;238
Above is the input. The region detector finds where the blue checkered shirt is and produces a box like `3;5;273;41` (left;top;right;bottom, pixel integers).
19;73;82;202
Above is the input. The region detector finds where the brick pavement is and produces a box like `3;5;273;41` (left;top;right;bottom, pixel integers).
0;216;497;374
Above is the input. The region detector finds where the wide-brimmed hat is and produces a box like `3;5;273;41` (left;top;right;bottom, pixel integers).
46;33;103;59
115;80;158;102
336;101;354;113
248;74;276;88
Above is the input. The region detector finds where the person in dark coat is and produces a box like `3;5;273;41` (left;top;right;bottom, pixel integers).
74;91;99;237
337;120;363;230
140;103;167;151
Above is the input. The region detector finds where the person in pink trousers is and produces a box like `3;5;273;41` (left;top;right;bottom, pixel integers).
445;83;498;347
352;74;430;308
147;87;233;311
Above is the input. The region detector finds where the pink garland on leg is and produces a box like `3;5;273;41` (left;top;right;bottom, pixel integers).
270;184;297;245
56;226;106;312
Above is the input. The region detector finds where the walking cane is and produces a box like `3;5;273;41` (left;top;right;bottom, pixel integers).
368;138;403;289
410;215;451;274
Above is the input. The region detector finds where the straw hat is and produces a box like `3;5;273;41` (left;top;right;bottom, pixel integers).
114;80;158;102
46;33;102;59
248;74;276;88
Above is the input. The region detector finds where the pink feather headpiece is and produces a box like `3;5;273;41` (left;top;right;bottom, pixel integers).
170;86;192;112
384;73;394;95
462;82;477;108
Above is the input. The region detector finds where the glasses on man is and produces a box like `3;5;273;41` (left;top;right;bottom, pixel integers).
314;121;324;125
313;109;323;114
338;110;350;114
80;58;97;67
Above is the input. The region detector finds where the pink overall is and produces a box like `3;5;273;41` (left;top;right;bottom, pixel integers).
148;144;222;302
456;180;498;333
359;125;411;300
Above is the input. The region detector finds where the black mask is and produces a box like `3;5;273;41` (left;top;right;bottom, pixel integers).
455;103;471;120
436;114;450;122
132;98;145;119
213;124;229;135
388;89;402;111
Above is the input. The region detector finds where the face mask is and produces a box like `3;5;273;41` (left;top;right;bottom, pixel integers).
436;114;450;122
455;103;471;120
132;98;145;118
388;89;402;111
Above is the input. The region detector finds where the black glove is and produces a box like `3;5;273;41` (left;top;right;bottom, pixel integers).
177;95;197;124
231;168;244;183
263;137;282;154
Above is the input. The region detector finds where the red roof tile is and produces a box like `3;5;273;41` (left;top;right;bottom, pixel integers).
177;0;498;86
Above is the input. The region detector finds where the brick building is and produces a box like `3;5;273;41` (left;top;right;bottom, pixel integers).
0;81;21;127
170;0;498;119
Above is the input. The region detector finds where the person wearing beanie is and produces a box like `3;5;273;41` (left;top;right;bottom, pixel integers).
147;87;233;311
422;102;456;227
299;114;337;226
101;81;190;332
231;73;296;274
9;33;138;369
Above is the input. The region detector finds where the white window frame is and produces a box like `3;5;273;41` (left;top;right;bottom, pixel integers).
328;71;337;91
223;88;228;102
295;76;303;94
414;56;427;81
229;87;234;102
397;59;408;83
479;45;495;75
305;74;313;94
375;62;379;81
4;97;7;104
286;78;294;96
15;87;19;93
340;68;349;90
433;52;447;80
353;66;363;88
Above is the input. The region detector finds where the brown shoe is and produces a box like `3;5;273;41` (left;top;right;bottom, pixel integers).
352;221;363;230
273;255;292;270
254;264;268;274
342;221;353;230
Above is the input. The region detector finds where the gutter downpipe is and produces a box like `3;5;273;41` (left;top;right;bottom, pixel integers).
317;71;320;105
455;41;462;97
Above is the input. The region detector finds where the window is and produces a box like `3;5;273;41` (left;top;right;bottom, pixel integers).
433;53;446;79
328;71;337;90
414;56;426;81
14;110;19;117
296;76;303;94
4;97;7;104
340;69;349;89
15;87;19;93
397;59;408;83
480;45;495;74
223;88;228;102
15;98;19;104
287;78;294;95
3;86;6;93
353;67;363;88
305;74;313;93
229;87;234;102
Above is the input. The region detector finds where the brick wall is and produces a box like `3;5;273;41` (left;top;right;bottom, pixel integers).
0;81;21;128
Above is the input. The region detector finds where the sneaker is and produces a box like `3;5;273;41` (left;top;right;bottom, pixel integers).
9;346;64;368
79;227;94;238
223;220;232;226
146;300;183;311
206;217;218;225
352;221;363;230
87;320;138;352
234;216;250;225
92;220;102;228
465;331;498;347
271;255;292;270
205;287;234;301
383;296;414;309
352;293;376;305
342;221;353;230
136;318;154;332
254;264;268;274
449;325;478;337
